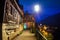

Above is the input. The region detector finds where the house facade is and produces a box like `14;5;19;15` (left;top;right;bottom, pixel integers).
2;0;24;40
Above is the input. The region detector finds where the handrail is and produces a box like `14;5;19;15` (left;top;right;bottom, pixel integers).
36;29;47;40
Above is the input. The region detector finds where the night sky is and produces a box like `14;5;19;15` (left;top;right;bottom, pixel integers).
18;0;60;23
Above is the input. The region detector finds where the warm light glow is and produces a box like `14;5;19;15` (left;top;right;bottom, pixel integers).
44;32;48;36
34;4;40;12
43;25;47;30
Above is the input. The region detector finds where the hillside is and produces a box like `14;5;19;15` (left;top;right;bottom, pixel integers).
40;13;60;27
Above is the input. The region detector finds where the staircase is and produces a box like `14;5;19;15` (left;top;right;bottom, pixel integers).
13;30;36;40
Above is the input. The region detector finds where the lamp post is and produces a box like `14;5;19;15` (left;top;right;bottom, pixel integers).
34;4;41;13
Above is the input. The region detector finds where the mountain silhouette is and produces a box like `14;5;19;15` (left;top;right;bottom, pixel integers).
40;13;60;27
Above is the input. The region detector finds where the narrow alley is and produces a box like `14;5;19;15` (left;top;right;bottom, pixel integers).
13;30;37;40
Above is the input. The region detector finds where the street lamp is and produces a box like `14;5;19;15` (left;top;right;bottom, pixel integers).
34;4;41;13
